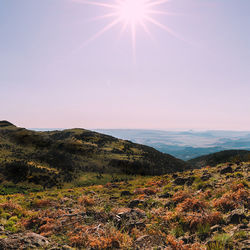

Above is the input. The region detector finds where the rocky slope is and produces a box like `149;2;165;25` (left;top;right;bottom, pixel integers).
0;161;249;249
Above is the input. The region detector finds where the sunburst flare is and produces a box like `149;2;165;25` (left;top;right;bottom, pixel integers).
72;0;179;59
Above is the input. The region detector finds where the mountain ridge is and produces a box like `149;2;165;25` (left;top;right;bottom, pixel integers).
188;149;250;168
0;121;189;188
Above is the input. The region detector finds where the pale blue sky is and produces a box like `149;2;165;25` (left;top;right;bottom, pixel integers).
0;0;249;130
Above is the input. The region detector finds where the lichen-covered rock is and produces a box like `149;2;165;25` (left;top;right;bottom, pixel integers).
0;232;49;250
226;209;247;224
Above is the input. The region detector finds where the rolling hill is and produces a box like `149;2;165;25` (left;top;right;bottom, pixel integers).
0;121;189;188
188;150;250;168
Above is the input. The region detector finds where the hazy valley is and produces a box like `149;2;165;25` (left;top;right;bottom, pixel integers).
96;129;250;160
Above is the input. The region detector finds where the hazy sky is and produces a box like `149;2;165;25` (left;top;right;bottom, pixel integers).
0;0;250;130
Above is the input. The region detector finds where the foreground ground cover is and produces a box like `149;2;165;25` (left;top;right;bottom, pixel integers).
0;162;249;249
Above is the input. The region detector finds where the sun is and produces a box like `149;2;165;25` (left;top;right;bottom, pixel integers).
72;0;179;58
118;0;148;24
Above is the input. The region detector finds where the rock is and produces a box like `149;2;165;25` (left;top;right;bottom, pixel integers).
62;245;74;250
235;166;242;171
238;224;248;229
164;200;174;209
226;209;247;224
0;232;49;250
134;235;165;249
179;235;194;244
159;192;172;198
128;199;144;208
111;240;120;248
109;196;119;200
220;166;233;174
186;176;195;186
0;226;4;231
201;174;211;181
121;190;132;196
135;235;151;243
172;174;178;179
173;176;195;186
210;225;224;233
128;221;146;231
114;209;146;232
117;209;146;220
174;177;186;185
241;239;250;250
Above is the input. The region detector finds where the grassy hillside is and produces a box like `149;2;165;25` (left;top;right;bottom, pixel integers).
0;161;249;249
188;150;250;168
0;121;189;189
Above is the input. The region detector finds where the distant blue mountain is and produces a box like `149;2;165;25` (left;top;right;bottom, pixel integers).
94;129;250;160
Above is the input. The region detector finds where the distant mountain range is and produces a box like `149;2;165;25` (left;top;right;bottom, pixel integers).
95;129;250;160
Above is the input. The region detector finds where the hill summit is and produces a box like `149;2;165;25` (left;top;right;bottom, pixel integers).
0;121;189;188
0;120;15;128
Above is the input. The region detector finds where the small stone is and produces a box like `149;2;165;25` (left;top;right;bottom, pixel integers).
235;166;242;171
128;200;142;208
201;174;211;181
174;177;186;185
159;192;172;198
121;191;132;196
241;239;250;250
61;246;75;250
238;224;248;229
164;200;174;208
186;176;195;186
172;174;178;179
135;235;151;243
210;225;223;233
220;166;233;174
226;209;247;224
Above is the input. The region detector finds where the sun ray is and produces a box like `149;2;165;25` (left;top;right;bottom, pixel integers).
72;18;122;55
146;10;180;16
72;0;186;60
71;0;118;9
146;0;171;8
88;13;119;22
145;16;183;41
131;22;136;60
118;21;129;39
85;18;122;44
139;20;154;41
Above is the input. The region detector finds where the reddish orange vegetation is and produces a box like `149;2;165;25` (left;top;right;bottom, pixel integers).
176;198;208;212
172;190;192;204
200;189;213;199
0;201;22;211
78;195;95;206
33;199;53;208
146;179;167;187
134;187;158;195
213;184;249;212
166;235;204;250
162;211;179;223
184;211;223;230
213;193;237;212
68;224;132;249
39;218;57;236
